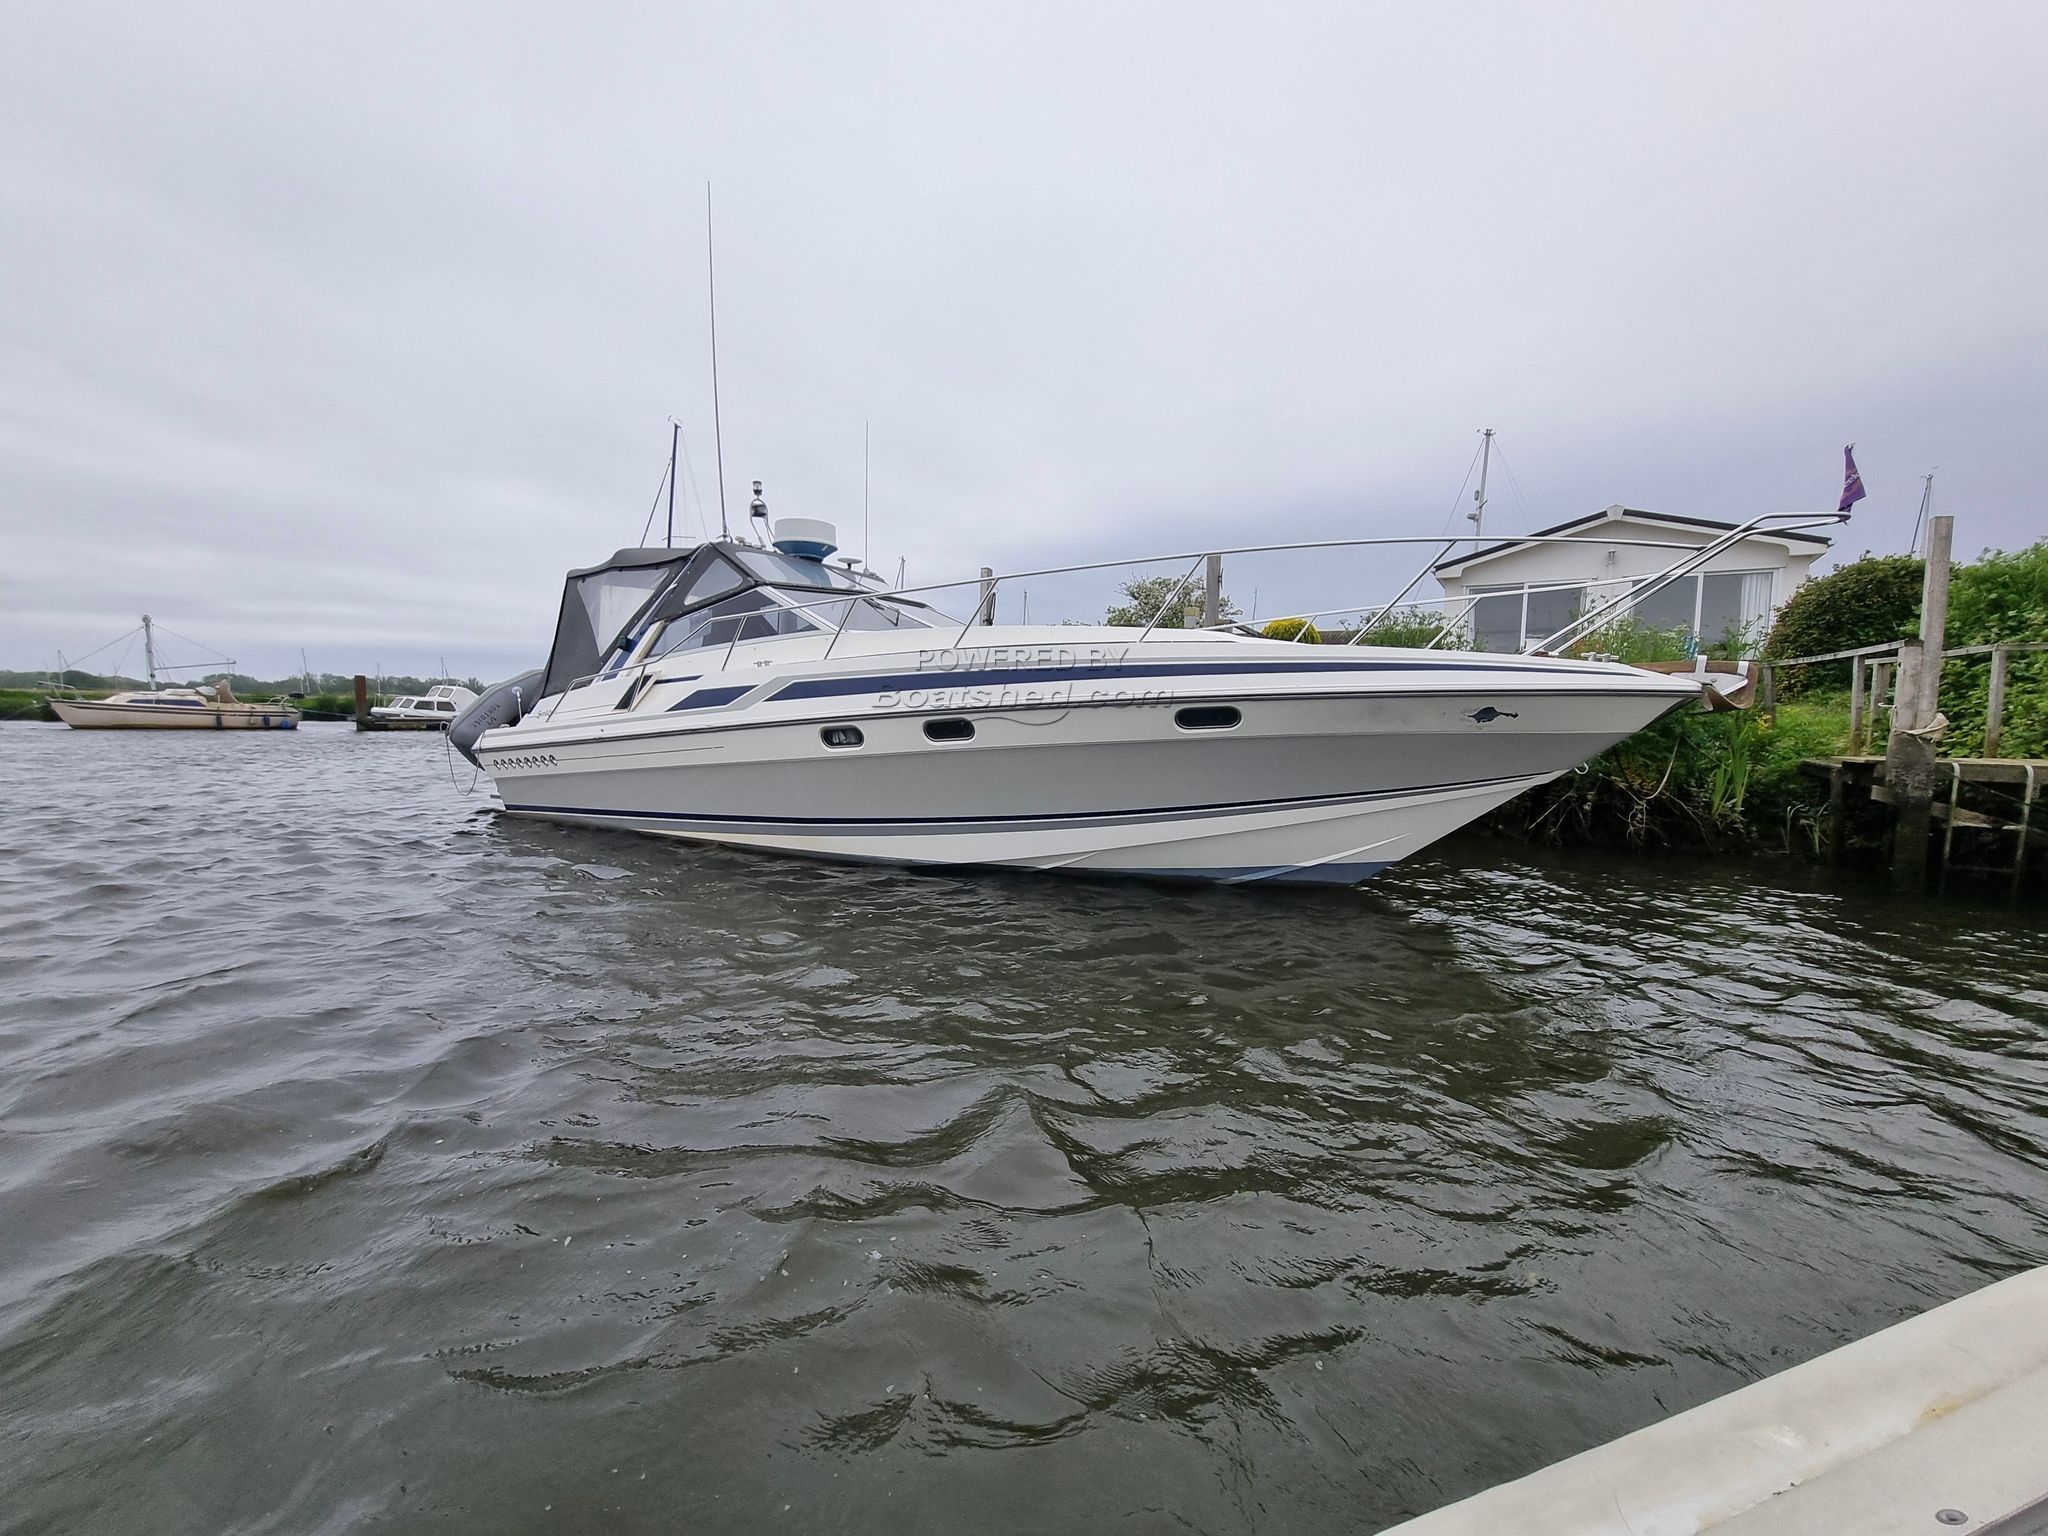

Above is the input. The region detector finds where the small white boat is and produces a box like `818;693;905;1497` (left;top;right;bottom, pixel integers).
52;685;299;731
450;507;1834;886
369;684;479;726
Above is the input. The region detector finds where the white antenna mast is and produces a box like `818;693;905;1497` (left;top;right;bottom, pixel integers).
1468;427;1495;540
706;182;730;540
863;420;871;565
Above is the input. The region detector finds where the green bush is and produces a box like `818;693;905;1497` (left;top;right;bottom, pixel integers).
1355;607;1460;649
1935;541;2048;756
1105;575;1239;629
1564;616;1696;664
1261;618;1322;643
1764;554;1923;690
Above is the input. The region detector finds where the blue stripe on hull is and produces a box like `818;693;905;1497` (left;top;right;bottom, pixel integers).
499;773;1519;833
769;656;1576;704
1124;861;1390;887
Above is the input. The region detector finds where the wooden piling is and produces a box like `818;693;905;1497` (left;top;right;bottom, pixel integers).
1825;760;1846;864
1887;641;1935;892
353;674;369;725
1987;645;2010;757
1918;514;1953;724
977;567;995;625
1203;555;1223;627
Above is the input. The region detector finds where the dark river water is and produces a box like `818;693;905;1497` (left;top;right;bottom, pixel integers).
3;722;2045;1535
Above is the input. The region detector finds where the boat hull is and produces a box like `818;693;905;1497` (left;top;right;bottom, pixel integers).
50;700;300;730
483;686;1690;886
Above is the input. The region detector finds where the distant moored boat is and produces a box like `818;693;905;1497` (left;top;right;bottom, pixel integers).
49;614;300;731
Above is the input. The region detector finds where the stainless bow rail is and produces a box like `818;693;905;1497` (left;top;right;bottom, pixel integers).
544;513;1847;714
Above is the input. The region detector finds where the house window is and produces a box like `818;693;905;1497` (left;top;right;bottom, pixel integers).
1626;570;1775;649
1468;584;1586;652
1470;591;1524;652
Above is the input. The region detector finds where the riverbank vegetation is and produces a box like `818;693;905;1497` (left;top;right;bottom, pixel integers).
1489;541;2048;854
0;671;480;722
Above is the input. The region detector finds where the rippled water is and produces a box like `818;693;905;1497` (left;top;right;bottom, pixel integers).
3;722;2045;1534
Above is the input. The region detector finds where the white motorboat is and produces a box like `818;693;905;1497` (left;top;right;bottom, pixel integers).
446;510;1850;887
369;684;479;726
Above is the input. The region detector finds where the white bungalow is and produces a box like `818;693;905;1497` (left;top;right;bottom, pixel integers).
1431;506;1831;654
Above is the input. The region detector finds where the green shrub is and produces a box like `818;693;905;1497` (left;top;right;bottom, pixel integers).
1105;575;1239;629
1936;541;2048;756
1764;554;1923;690
1261;618;1322;643
1564;616;1695;664
1356;607;1460;649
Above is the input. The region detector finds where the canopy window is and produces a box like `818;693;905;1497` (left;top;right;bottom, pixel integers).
538;548;695;699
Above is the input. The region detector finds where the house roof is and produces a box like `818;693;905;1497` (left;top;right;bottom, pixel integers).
1431;506;1832;578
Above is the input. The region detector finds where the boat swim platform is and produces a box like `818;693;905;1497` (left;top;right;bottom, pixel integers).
1377;1264;2048;1535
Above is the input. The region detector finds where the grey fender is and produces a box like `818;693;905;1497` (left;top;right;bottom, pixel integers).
450;668;543;767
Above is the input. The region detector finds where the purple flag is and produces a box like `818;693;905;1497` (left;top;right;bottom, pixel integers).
1839;444;1866;513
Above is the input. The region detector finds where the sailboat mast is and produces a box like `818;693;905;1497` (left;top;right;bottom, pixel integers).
141;614;157;685
667;420;680;549
1469;427;1495;541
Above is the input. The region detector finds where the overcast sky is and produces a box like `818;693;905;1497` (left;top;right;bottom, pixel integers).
3;2;2043;680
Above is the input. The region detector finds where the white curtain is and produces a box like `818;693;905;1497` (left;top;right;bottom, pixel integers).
1738;570;1774;630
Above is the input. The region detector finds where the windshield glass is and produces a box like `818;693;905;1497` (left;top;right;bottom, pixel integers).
727;550;870;591
808;596;935;631
646;590;821;658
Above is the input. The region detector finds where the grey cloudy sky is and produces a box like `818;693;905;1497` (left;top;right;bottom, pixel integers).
3;1;2043;680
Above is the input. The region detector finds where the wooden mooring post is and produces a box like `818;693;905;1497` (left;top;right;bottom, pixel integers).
1886;641;1936;891
353;674;369;726
1884;515;1953;892
1987;645;2010;757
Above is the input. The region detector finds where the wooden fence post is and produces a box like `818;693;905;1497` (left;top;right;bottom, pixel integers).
1918;514;1953;725
1848;657;1867;753
1759;663;1776;723
1986;645;2009;758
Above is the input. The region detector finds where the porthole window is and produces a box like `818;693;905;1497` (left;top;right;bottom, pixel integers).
821;725;864;749
1175;705;1241;731
923;718;975;743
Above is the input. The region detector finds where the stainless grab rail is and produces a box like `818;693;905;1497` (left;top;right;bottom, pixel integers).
535;515;1847;709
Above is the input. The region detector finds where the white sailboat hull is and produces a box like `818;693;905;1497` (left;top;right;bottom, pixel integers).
51;699;300;730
